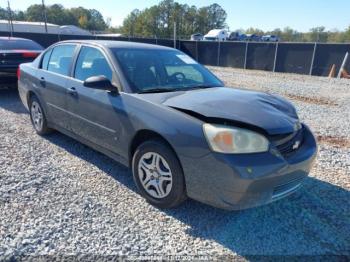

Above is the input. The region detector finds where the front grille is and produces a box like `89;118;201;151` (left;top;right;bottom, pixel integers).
271;126;304;157
272;177;304;199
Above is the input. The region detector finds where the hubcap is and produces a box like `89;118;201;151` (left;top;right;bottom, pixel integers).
138;152;173;199
31;101;43;131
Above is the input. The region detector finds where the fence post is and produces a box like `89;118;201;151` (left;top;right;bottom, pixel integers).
244;42;249;69
217;40;221;66
338;52;349;78
309;42;317;75
273;42;279;72
195;40;199;62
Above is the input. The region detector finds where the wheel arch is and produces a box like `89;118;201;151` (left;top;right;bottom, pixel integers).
27;90;36;107
129;129;182;170
26;90;49;115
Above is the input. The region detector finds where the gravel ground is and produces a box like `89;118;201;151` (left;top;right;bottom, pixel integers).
0;68;349;260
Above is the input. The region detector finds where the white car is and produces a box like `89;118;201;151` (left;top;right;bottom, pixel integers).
204;29;229;41
262;35;280;42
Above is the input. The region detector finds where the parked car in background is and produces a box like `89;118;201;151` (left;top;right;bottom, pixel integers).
0;37;43;88
262;35;280;42
204;29;229;41
239;34;248;41
228;32;247;41
228;32;239;41
18;40;317;210
190;33;203;41
246;34;261;42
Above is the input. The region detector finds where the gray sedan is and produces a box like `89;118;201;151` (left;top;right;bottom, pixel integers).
18;40;317;210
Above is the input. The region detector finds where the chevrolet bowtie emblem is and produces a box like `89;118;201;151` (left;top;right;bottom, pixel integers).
292;141;301;150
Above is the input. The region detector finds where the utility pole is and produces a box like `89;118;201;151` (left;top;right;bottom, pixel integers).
7;0;14;37
173;22;177;49
42;0;48;33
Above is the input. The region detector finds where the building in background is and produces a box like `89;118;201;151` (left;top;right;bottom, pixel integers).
0;20;92;35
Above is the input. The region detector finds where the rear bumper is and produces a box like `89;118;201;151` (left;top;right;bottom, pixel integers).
0;72;17;88
0;66;18;73
181;124;317;210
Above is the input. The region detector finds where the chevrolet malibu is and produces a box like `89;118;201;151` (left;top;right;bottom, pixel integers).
18;40;317;210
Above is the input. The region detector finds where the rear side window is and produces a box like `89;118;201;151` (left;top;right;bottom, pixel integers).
41;49;52;70
47;45;76;76
0;39;43;50
74;46;113;81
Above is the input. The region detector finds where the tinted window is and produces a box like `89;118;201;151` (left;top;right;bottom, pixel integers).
113;49;223;92
47;45;76;76
41;49;52;70
0;39;43;50
74;46;112;81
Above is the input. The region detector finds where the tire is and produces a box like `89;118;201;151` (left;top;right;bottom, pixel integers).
132;139;187;209
29;96;52;135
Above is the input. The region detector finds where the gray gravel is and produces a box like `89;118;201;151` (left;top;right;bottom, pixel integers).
1;68;350;259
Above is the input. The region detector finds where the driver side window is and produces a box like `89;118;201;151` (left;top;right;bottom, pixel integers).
74;46;113;82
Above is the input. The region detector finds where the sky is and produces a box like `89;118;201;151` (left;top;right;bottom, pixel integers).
3;0;350;32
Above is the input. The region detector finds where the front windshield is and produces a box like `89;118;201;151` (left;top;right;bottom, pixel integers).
112;48;223;93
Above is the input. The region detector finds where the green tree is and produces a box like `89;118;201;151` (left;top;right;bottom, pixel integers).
342;25;350;42
26;4;45;22
78;15;88;29
119;0;227;38
87;9;107;31
122;9;141;36
307;26;328;42
245;27;264;35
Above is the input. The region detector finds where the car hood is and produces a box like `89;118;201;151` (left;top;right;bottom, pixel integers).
136;87;300;135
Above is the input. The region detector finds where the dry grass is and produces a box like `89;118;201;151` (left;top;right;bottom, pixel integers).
317;135;350;148
285;94;338;106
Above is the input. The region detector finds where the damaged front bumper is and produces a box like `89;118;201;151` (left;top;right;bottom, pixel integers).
180;124;317;210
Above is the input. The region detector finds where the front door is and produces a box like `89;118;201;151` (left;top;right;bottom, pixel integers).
65;45;124;154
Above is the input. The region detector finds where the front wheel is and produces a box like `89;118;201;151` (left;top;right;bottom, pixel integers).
132;140;187;209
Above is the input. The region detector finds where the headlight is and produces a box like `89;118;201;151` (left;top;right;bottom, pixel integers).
203;124;269;154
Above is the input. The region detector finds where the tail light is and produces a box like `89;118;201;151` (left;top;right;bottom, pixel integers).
17;67;21;80
13;50;39;58
22;52;39;58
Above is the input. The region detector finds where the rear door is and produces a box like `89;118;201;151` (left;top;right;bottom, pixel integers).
37;44;77;130
65;45;124;153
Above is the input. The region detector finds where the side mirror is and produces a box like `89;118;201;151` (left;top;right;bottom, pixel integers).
83;75;118;93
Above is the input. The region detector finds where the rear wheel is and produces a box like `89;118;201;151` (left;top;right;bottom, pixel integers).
132;139;187;208
29;96;52;135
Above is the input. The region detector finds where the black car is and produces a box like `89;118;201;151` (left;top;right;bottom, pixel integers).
0;37;43;88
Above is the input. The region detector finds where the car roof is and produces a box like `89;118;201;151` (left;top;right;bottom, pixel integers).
58;40;175;51
0;36;35;41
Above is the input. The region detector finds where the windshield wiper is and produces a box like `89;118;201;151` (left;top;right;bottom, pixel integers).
138;87;175;94
185;84;217;90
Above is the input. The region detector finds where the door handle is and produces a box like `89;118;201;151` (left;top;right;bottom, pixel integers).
67;87;78;96
39;77;46;87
